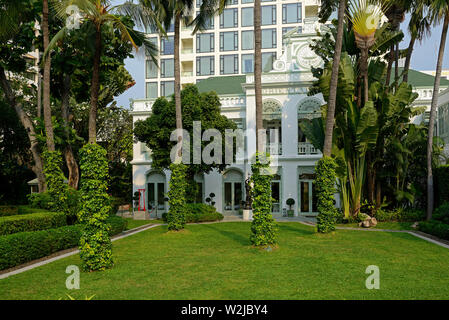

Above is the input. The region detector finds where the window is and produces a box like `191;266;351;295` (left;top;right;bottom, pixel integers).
196;56;215;76
283;3;302;24
262;28;276;48
196;0;202;7
241;54;254;74
196;11;214;29
262;5;276;25
282;26;302;37
146;60;157;79
161;59;174;78
242;0;253;3
220;54;239;74
241;7;253;27
220;31;238;51
226;0;238;4
161;81;174;97
241;30;254;50
161;36;174;55
146;82;158;99
220;8;238;28
196;33;214;52
146;37;158;57
262;52;276;72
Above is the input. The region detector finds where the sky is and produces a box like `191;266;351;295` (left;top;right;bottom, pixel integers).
111;2;449;108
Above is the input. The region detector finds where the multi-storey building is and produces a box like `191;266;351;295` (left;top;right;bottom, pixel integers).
143;0;324;99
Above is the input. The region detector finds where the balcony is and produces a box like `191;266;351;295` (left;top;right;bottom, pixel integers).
298;142;320;155
266;144;282;155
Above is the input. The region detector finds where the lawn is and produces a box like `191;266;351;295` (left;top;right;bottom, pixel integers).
1;222;449;300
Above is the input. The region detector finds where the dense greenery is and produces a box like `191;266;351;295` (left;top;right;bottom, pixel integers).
419;202;449;240
0;211;66;236
78;144;113;271
134;85;237;202
250;155;277;247
315;157;338;233
162;203;224;223
167;163;188;231
0;206;19;217
435;165;449;206
42;151;69;213
0;215;127;271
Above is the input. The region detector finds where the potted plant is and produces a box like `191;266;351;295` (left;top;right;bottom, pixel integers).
286;198;295;217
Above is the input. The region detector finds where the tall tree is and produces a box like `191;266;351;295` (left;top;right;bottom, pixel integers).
322;0;347;156
42;0;55;151
403;0;431;82
51;0;158;143
427;0;449;220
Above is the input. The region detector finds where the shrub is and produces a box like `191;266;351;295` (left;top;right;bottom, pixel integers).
42;150;69;213
0;211;67;235
0;216;127;271
78;144;113;271
0;206;18;217
315;157;338;233
162;203;224;223
250;154;277;246
167;163;188;231
27;192;53;210
17;205;48;215
374;208;425;222
286;198;295;210
435;165;449;206
433;202;449;224
418;220;449;240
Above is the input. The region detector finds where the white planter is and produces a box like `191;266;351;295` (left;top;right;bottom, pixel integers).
243;209;253;221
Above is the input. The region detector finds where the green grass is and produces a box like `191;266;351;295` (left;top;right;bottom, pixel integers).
337;221;415;230
1;222;449;300
125;218;164;230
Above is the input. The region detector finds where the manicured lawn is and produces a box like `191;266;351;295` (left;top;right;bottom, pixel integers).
337;221;415;230
1;222;449;300
125;218;164;230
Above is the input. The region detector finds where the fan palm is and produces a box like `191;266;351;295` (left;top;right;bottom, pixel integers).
48;0;159;143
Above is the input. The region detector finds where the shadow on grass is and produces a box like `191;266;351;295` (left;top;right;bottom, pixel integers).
201;223;251;246
277;223;316;236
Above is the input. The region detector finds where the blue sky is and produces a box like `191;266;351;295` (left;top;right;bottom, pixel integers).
110;1;449;108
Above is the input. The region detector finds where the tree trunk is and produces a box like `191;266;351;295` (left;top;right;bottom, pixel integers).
0;67;46;192
323;0;346;157
42;0;54;151
174;13;183;159
385;46;394;90
427;12;449;221
394;42;399;91
403;35;416;83
254;0;264;153
61;74;79;189
88;26;102;144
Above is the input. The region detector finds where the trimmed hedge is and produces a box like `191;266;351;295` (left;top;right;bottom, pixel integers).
0;212;67;236
0;206;18;217
162;203;224;223
0;216;128;270
17;206;48;215
418;220;449;240
374;208;425;222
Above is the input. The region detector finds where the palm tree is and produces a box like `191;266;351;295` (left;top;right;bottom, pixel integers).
347;0;386;105
427;0;449;220
50;0;158;143
323;0;347;157
403;0;431;82
42;0;55;151
254;0;263;153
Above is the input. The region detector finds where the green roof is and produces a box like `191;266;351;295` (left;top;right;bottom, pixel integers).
196;75;246;95
393;68;449;87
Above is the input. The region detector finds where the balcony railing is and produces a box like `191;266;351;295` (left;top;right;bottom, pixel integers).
266;144;282;155
181;48;193;54
181;71;193;77
298;142;320;155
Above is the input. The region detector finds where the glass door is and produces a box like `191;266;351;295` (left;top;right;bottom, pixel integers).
147;182;166;213
299;180;317;215
223;182;243;215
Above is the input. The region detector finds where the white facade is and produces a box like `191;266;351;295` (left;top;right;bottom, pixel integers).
143;0;326;98
437;87;449;156
132;23;343;217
